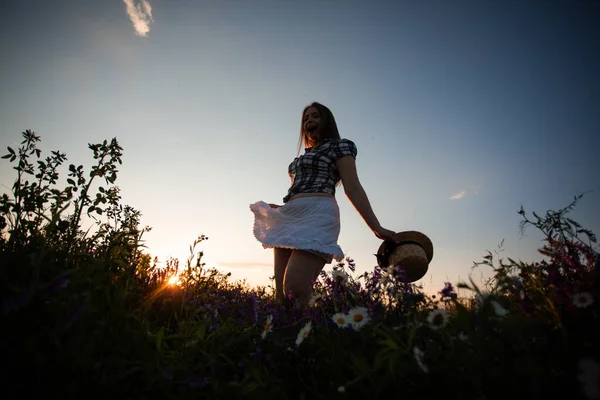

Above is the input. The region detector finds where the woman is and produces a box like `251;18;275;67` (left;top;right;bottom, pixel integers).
250;102;396;307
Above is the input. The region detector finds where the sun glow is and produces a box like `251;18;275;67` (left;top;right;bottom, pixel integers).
167;275;181;286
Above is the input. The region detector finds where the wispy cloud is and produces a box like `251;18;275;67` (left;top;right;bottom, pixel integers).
123;0;153;37
449;190;467;200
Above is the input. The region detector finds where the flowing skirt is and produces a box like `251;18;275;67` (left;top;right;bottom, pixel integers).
250;197;344;263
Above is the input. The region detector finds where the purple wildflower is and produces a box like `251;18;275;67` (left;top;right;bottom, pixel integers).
346;257;356;272
440;282;458;301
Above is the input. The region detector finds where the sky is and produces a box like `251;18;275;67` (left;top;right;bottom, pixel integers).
1;0;599;294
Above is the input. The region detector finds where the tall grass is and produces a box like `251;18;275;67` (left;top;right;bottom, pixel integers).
1;130;598;399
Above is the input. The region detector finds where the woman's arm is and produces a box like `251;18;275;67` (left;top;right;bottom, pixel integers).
336;156;396;241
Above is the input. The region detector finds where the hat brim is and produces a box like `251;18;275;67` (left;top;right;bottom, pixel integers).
376;231;434;269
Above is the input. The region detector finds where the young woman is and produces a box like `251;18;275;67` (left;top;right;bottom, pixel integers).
250;102;396;307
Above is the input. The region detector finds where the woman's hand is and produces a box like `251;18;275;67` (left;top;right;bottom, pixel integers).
374;227;397;241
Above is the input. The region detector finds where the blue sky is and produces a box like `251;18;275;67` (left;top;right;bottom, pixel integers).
1;0;598;293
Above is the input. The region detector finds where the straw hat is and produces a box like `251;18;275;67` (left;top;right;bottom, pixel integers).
375;231;434;282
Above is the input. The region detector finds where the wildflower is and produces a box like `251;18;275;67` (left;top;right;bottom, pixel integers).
308;294;322;307
332;269;349;284
491;300;508;317
413;346;428;373
572;292;595;309
332;312;349;328
295;321;313;347
439;282;457;301
261;314;273;340
338;385;346;393
578;358;600;399
346;257;356;272
381;267;393;284
347;307;371;331
426;309;450;330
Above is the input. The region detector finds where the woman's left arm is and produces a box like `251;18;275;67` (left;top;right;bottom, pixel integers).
336;156;396;241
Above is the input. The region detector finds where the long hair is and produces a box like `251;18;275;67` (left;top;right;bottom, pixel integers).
297;102;341;154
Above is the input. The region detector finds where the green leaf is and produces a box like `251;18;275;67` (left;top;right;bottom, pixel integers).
156;327;165;351
67;179;75;186
350;353;369;375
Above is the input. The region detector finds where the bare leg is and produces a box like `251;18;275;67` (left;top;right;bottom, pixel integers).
274;248;292;304
284;250;327;307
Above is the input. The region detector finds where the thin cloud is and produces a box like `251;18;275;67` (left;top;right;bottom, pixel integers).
123;0;153;37
449;190;467;200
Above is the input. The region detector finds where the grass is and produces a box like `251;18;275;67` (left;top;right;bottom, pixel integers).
1;130;598;399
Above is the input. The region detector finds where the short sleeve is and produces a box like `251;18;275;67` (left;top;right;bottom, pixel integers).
330;139;357;162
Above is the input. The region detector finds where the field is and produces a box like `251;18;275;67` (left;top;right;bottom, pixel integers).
1;131;598;399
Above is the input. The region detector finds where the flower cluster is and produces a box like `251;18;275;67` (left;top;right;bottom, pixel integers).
332;306;371;331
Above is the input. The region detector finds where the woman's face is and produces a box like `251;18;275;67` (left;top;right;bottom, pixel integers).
303;106;321;142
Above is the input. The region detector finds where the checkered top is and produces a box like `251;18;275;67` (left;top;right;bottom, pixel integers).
283;138;358;203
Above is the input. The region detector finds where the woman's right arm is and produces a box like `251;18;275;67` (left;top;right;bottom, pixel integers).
336;156;396;241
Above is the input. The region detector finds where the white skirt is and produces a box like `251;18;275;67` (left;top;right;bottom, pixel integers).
250;197;344;262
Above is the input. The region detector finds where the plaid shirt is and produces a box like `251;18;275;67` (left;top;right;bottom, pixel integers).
283;138;358;203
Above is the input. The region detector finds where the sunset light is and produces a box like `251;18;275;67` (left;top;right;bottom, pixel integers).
167;275;181;286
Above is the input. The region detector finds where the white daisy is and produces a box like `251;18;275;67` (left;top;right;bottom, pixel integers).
491;300;508;317
578;358;600;399
295;321;313;347
347;307;371;331
426;309;450;330
413;346;429;373
332;269;349;284
337;386;346;393
308;293;322;307
332;312;349;328
573;292;595;309
261;314;273;340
